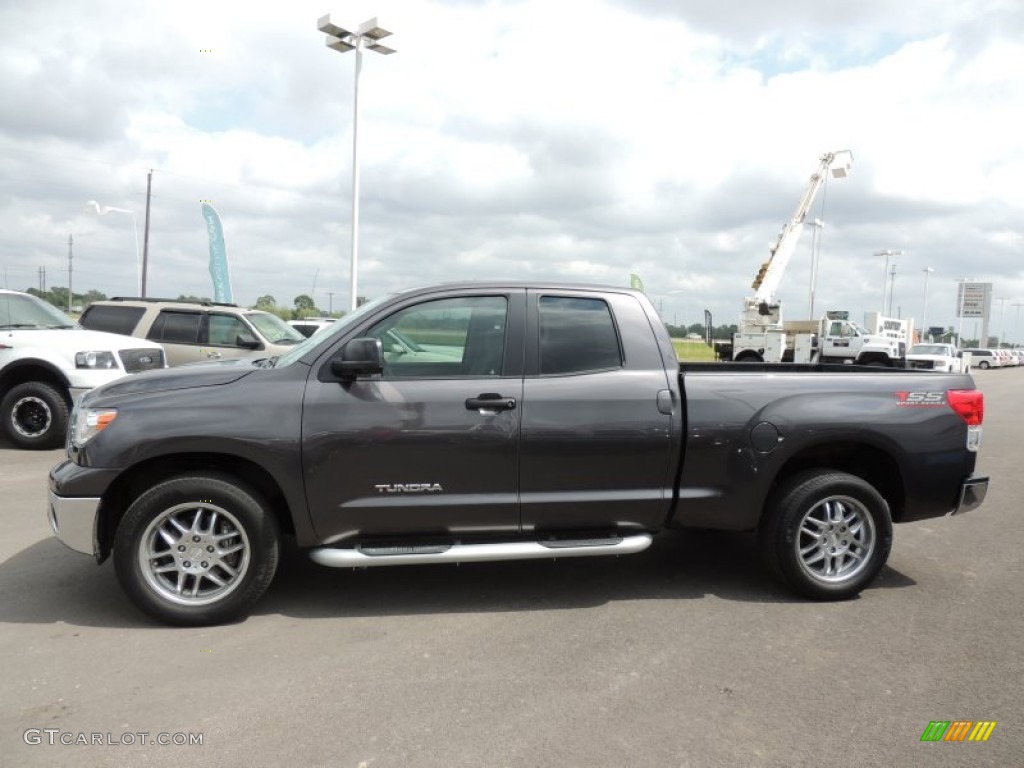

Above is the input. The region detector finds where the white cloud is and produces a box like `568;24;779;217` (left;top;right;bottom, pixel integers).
0;0;1022;340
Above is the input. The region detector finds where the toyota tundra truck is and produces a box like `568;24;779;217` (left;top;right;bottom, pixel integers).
47;282;989;625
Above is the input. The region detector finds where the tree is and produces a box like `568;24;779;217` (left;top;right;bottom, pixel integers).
83;289;107;306
293;294;317;319
177;294;213;304
255;295;277;310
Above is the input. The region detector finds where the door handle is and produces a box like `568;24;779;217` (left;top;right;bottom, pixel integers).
466;393;516;412
206;350;222;359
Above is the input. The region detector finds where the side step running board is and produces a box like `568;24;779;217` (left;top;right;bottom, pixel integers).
309;533;653;568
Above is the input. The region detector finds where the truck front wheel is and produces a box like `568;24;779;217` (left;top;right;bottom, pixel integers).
113;474;280;626
1;381;70;450
758;470;892;600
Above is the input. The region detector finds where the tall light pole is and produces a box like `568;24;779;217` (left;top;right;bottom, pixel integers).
921;267;934;340
888;264;899;316
317;14;396;312
876;249;903;313
996;296;1011;347
956;278;973;346
88;201;141;294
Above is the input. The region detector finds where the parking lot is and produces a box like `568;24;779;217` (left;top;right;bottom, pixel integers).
2;369;1022;767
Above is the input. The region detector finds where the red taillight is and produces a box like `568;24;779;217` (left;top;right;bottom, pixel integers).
948;389;984;426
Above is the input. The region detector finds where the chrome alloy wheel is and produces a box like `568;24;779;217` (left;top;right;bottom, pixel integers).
139;503;251;606
11;395;52;438
795;495;876;584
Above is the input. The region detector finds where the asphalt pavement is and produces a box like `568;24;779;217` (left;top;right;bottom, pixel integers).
1;370;1021;767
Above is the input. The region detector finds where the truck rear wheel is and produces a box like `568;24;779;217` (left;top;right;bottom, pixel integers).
113;473;280;626
1;381;69;450
758;470;892;600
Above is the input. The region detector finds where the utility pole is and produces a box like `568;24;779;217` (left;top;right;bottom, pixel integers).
326;291;335;314
1013;303;1024;347
141;169;153;298
67;235;73;312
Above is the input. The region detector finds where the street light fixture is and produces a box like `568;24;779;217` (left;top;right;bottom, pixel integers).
921;267;934;340
317;14;396;312
87;201;141;294
875;249;903;314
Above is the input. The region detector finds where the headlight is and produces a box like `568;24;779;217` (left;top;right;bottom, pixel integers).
75;351;118;369
71;407;118;447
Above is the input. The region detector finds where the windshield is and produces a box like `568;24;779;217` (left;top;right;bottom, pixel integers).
246;311;306;345
273;293;396;368
0;292;76;329
909;345;947;355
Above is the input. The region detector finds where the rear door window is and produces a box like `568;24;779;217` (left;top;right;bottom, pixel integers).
538;296;622;375
148;311;202;344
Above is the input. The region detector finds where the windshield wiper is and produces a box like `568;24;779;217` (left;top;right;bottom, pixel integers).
0;323;42;329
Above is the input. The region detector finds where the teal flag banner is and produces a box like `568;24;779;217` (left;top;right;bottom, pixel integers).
202;203;233;303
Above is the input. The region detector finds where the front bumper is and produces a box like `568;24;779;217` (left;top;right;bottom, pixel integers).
47;488;100;556
48;459;121;558
953;476;989;515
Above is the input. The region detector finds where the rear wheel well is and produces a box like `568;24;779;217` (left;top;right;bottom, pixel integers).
96;453;295;560
734;351;764;363
766;442;905;523
857;353;892;367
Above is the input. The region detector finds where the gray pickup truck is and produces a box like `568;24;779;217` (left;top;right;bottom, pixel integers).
48;282;989;625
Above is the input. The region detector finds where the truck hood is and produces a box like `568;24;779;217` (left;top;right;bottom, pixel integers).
89;358;257;399
5;327;163;350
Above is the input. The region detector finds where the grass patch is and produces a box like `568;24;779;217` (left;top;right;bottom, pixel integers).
672;339;717;362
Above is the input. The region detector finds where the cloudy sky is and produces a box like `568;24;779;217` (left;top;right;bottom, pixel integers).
2;0;1022;340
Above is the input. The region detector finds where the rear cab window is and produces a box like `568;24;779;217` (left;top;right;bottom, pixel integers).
79;305;146;336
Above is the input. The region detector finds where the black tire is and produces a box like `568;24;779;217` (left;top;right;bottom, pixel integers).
113;473;280;626
758;470;892;600
735;353;764;363
0;381;70;450
977;361;990;370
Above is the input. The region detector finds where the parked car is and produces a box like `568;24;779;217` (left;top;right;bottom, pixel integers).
967;349;1001;369
998;349;1018;367
79;298;306;366
1;289;165;449
49;281;988;625
288;318;336;338
906;343;964;373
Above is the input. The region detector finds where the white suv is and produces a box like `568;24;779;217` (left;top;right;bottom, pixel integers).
1;290;166;449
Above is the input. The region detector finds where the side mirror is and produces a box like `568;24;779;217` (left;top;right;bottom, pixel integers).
236;334;262;350
331;337;384;380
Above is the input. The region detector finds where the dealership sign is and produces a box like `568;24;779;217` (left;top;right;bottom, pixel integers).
956;282;991;319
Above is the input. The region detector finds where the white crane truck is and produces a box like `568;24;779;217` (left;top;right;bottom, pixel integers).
728;152;910;366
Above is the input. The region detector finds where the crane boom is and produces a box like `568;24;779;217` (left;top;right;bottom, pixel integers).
749;151;852;306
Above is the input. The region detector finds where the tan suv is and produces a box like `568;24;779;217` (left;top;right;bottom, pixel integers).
79;298;305;366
